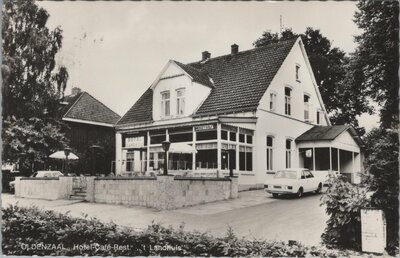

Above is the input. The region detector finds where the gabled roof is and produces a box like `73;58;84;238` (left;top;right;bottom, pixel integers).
117;38;298;126
62;91;121;126
191;38;297;116
174;61;214;88
296;125;364;147
117;88;153;125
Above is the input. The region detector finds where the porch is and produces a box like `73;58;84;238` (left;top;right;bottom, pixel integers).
296;125;364;184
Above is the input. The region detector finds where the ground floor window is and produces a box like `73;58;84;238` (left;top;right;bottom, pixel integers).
286;139;292;168
266;136;274;170
196;149;217;169
239;146;253;171
169;153;192;170
221;144;236;170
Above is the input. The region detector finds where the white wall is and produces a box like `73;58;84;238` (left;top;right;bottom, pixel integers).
258;40;328;126
152;62;211;121
254;110;314;183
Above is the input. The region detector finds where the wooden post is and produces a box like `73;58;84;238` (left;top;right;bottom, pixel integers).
337;148;340;173
329;146;332;171
217;123;222;171
312;147;316;171
192;126;196;170
146;131;150;172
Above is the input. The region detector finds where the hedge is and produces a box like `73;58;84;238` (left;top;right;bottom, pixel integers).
3;205;356;257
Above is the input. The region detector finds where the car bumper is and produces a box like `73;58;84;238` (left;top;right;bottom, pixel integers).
264;188;295;194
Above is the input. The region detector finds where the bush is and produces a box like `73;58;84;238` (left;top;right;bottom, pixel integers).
320;176;369;250
364;128;399;254
2;205;354;257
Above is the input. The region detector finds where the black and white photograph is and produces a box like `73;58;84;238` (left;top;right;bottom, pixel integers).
1;0;399;257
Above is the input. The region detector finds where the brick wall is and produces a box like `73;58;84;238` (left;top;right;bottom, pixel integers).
86;175;238;210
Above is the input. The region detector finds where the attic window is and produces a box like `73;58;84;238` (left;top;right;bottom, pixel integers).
161;91;170;118
296;64;301;82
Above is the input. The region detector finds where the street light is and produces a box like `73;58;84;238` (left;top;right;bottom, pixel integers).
161;141;171;175
64;147;71;174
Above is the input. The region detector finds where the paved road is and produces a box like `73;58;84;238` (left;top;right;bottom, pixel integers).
2;190;328;246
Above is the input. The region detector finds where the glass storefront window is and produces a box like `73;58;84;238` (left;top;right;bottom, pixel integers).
221;130;228;140
197;130;217;141
229;132;236;141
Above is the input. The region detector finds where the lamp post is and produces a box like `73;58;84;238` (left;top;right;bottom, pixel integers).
161;141;171;175
64;147;71;174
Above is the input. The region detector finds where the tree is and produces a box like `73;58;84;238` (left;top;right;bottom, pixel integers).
2;0;69;173
353;0;399;129
253;28;372;134
363;128;399;253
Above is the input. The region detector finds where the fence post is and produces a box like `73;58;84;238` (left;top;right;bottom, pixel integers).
85;176;96;202
229;176;239;198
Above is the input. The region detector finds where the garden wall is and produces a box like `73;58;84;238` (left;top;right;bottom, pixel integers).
14;176;74;200
86;175;238;210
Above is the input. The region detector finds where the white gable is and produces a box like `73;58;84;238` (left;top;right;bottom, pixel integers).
151;61;211;121
258;38;330;126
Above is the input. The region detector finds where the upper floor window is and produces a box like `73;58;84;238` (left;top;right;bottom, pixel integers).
269;92;277;111
285;87;292;116
296;64;300;82
176;89;185;116
286;139;292;168
161;91;170;117
304;94;310;121
316;109;321;124
266;136;274;171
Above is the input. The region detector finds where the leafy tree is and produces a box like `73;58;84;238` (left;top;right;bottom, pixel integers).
364;128;399;253
2;0;69;173
253;28;372;134
353;0;399;129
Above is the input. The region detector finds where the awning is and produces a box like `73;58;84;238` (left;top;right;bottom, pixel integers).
169;143;197;154
49;151;79;160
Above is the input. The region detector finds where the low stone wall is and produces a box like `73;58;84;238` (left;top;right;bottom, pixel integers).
15;176;74;200
86;175;238;210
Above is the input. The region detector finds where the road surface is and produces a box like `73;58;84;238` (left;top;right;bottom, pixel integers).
2;190;328;246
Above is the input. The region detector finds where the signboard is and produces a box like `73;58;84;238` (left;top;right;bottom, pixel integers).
125;136;145;148
195;124;215;132
361;208;386;254
306;149;313;158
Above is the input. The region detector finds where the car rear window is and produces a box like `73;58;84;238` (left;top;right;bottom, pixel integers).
274;171;297;179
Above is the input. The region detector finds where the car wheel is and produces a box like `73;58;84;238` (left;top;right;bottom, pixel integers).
272;193;279;198
315;183;322;194
297;187;303;198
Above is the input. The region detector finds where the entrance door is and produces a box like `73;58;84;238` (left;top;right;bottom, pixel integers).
126;152;134;172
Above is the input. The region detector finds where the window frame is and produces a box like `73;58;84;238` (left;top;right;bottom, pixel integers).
285;138;293;168
266;135;274;171
176;88;185;116
304;94;310;121
269;91;277;111
284;87;292;116
161;90;171;118
295;64;301;82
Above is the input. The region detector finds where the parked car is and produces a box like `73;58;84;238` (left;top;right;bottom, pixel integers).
264;168;324;198
313;170;340;185
9;170;63;192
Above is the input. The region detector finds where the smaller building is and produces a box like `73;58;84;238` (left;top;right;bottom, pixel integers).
59;87;121;174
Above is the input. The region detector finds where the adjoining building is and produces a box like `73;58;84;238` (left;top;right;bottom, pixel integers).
59;87;121;175
115;37;364;189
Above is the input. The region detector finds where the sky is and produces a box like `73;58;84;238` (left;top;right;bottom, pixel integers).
38;1;380;131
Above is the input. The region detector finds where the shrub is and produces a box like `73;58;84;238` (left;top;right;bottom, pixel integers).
320;176;369;250
2;205;355;257
364;128;399;254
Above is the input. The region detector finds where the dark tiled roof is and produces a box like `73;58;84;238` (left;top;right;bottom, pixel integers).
117;88;153;125
63;92;121;125
117;38;298;125
174;61;214;88
191;38;297;116
296;125;350;142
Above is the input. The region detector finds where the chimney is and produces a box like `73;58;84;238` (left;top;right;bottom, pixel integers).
71;87;81;96
231;44;239;54
202;51;211;61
